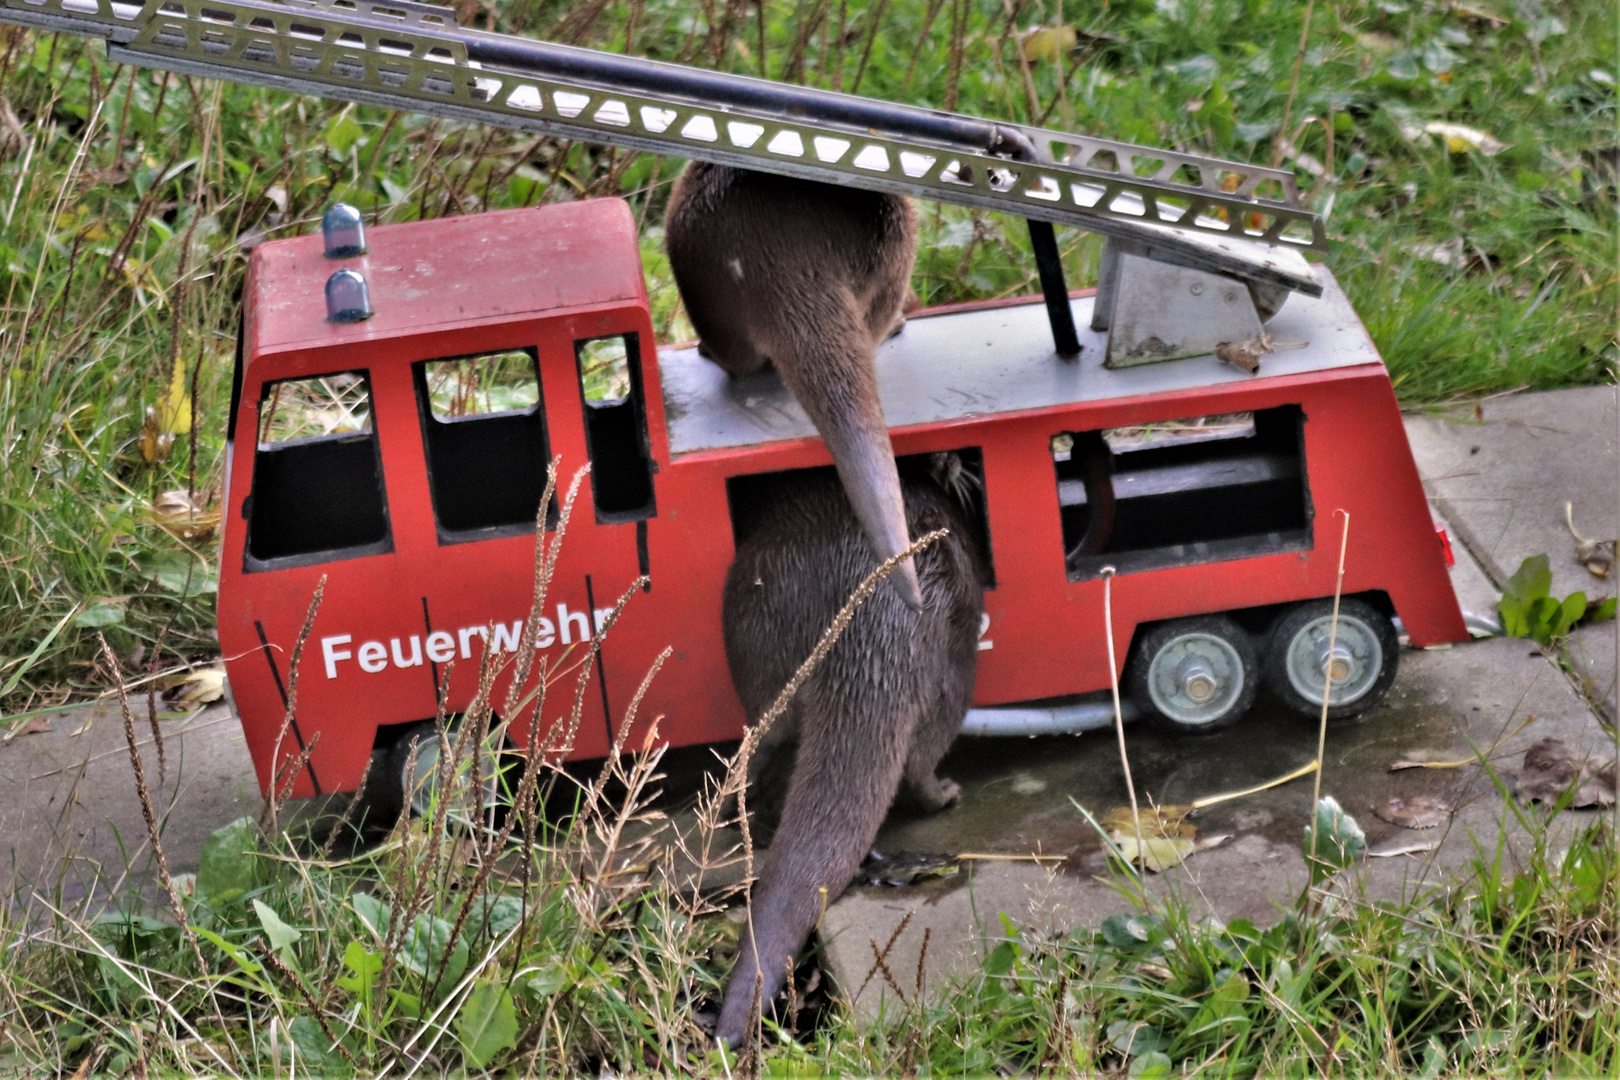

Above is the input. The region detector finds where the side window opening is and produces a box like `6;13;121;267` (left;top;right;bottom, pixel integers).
1054;406;1311;581
247;372;390;567
726;448;995;587
575;334;655;523
414;349;552;542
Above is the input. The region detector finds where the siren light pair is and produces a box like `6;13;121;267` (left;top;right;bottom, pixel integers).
321;203;372;324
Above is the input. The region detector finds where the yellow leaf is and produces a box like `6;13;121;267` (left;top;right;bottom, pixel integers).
1101;804;1194;839
166;665;226;709
138;406;173;463
1111;831;1195;872
1020;25;1077;63
156;356;192;436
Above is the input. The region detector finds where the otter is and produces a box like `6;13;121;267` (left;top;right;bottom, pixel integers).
663;163;923;608
713;457;984;1047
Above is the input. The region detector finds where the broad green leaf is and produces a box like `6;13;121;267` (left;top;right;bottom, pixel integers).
526;958;568;999
325;113;364;157
1593;597;1618;621
1177;973;1252;1050
470;894;524;939
1100;912;1152;949
286;1015;333;1066
337;940;382;994
456;980;519;1069
1304;795;1366;880
147;552;218;597
196;817;258;906
1129;1051;1173;1079
1502;554;1553;606
1498;596;1529;638
351;892;390;939
402;912;469;988
253;899;302;953
1107;1020;1168;1057
73;600;126;628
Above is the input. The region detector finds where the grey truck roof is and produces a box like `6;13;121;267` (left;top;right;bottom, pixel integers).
658;266;1379;457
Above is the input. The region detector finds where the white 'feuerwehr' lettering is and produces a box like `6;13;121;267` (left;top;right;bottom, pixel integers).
318;603;601;679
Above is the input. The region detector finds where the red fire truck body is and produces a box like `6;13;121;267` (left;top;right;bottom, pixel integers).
219;199;1466;800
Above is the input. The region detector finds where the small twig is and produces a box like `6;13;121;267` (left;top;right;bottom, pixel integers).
1309;511;1351;862
855;908;914;1002
1100;567;1145;887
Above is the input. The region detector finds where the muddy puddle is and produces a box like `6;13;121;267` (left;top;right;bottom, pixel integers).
868;682;1466;877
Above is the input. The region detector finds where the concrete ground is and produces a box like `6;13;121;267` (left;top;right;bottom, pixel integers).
0;699;256;913
0;387;1614;1018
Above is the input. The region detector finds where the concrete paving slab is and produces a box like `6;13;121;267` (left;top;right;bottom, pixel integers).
1405;385;1619;718
0;699;259;912
1403;385;1618;604
821;633;1614;1022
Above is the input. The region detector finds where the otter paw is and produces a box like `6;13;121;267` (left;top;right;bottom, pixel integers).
916;776;961;812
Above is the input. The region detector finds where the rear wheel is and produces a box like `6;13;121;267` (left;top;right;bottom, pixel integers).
1128;615;1258;734
1264;598;1399;720
380;721;507;827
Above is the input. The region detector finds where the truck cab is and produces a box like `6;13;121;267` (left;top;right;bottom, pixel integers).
220;199;1466;801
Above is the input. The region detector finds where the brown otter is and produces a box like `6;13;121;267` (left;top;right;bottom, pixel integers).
663;163;923;608
713;458;984;1047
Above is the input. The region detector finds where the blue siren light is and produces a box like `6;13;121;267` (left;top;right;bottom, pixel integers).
325;269;373;323
322;203;367;258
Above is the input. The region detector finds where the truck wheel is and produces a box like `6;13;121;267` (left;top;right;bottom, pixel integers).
1128;616;1258;734
1264;598;1399;721
386;721;506;825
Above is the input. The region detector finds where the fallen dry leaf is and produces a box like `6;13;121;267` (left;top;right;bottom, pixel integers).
1389;749;1479;771
151;489;222;541
1368;837;1439;858
165;665;226;709
1215;334;1274;374
1112;831;1195;873
1564;501;1614;579
1372;793;1454;830
3;716;50;741
1101;804;1194;838
1514;738;1616;808
1103;805;1198;872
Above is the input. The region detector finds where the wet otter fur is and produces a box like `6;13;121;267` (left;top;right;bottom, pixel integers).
664;163;924;608
714;457;984;1047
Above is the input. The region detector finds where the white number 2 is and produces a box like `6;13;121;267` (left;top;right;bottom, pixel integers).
977;612;993;651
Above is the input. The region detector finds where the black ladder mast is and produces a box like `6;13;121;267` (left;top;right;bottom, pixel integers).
1;0;1327;356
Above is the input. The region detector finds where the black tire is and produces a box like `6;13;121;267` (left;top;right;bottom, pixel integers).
385;720;509;825
1263;598;1399;721
351;746;405;834
1127;615;1259;734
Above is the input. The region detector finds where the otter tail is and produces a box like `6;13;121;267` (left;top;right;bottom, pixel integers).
714;653;921;1047
759;292;922;610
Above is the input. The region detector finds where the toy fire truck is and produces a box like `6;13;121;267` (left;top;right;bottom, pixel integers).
3;0;1468;808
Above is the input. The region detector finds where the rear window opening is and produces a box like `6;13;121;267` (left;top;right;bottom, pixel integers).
575;334;655;523
247;372;390;568
726;448;995;587
1054;405;1311;581
414;349;553;542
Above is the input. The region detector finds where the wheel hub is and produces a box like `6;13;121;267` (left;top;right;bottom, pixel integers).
1145;631;1246;726
1285;614;1383;708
